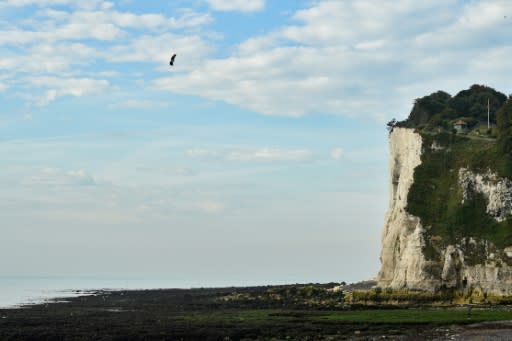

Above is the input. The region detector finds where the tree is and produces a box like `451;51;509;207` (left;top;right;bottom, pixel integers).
449;84;507;123
386;118;397;133
401;91;452;128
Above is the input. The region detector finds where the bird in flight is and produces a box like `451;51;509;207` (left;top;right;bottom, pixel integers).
170;53;177;66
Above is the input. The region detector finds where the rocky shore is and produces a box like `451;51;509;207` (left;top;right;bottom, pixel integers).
2;283;512;340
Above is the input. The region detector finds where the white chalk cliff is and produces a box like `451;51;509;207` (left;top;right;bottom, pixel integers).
459;168;512;222
377;128;512;294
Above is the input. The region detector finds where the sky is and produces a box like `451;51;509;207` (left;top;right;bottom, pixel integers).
1;0;511;286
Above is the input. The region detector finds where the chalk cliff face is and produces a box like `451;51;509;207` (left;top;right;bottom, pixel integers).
377;128;512;294
458;168;512;222
377;128;435;290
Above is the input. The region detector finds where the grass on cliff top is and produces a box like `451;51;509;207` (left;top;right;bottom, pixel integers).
406;132;512;258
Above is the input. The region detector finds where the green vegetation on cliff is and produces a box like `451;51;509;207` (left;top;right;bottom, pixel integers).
396;84;507;132
497;98;512;172
395;85;512;260
406;133;512;257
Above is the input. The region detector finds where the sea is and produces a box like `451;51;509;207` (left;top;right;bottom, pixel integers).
0;276;243;309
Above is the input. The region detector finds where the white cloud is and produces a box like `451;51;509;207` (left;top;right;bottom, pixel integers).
24;167;96;186
186;148;215;157
0;19;117;46
237;34;280;56
109;99;169;109
355;39;386;50
153;45;376;117
29;76;109;104
65;8;211;32
0;0;107;10
225;148;313;162
0;0;65;7
0;6;211;45
0;2;213;105
155;0;416;117
330;148;344;160
154;0;512;120
206;0;265;12
2;0;512;121
415;1;512;48
107;33;212;69
195;201;225;214
186;147;314;162
0;57;16;69
280;0;437;46
0;43;98;76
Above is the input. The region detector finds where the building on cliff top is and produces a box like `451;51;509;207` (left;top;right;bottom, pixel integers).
453;119;468;133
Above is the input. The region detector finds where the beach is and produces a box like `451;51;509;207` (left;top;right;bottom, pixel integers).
2;284;512;340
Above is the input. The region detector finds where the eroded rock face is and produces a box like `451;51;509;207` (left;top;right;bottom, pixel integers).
377;128;512;295
441;245;463;287
459;168;512;222
377;128;436;290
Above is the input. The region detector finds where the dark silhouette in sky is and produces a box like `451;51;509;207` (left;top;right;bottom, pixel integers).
170;54;176;66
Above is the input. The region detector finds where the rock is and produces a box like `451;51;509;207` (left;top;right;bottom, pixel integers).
378;128;435;290
377;128;512;295
458;168;512;222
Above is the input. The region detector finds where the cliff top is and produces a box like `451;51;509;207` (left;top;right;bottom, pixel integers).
387;85;512;179
390;84;508;136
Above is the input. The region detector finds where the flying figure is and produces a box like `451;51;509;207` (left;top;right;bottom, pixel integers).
169;53;177;66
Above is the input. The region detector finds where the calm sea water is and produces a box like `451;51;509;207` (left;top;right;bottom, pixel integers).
0;277;280;308
0;277;225;309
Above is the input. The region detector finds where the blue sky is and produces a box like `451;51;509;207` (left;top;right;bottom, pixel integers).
1;0;511;286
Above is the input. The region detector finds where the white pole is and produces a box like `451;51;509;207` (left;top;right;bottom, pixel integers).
488;98;490;130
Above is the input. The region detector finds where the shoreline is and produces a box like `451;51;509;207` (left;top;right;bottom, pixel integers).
2;283;512;340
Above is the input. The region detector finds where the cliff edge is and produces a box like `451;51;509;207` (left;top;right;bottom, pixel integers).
378;128;512;294
378;128;434;290
377;85;512;295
